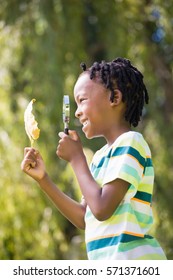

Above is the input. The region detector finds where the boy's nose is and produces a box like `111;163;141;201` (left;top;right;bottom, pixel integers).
75;107;82;118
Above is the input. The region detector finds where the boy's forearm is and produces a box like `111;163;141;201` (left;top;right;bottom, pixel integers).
37;174;86;229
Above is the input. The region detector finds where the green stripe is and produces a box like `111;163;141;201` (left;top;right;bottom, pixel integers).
85;204;153;229
146;158;153;167
91;146;146;172
91;163;142;188
134;210;153;225
121;164;141;182
112;146;145;168
107;209;152;226
118;137;146;156
144;166;154;176
116;236;162;253
134;190;152;203
113;202;132;215
86;233;153;252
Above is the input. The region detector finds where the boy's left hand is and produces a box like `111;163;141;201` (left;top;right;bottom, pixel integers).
56;130;85;163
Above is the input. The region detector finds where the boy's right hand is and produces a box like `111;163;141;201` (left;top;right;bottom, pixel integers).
21;148;46;182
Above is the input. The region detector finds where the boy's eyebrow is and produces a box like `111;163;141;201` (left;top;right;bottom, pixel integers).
74;92;87;102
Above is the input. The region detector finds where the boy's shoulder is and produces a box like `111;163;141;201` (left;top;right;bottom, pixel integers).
96;131;151;158
113;131;148;146
115;131;151;157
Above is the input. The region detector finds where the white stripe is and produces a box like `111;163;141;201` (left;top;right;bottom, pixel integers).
131;199;153;215
85;219;147;242
88;243;166;260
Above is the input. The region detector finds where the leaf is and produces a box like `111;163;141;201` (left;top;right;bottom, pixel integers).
24;99;40;146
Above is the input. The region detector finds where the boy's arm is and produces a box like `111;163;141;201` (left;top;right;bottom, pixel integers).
21;148;86;230
37;174;86;229
57;131;129;221
70;154;129;221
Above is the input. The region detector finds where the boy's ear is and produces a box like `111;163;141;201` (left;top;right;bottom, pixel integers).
110;90;122;106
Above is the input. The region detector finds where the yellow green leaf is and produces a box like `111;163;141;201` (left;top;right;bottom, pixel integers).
24;99;40;146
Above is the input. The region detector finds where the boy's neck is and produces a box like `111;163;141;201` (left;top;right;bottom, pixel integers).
106;124;131;147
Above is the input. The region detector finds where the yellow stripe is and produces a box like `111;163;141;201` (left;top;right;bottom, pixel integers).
127;154;144;170
131;197;151;206
86;231;144;243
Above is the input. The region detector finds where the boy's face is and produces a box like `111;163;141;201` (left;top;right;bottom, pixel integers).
74;73;114;139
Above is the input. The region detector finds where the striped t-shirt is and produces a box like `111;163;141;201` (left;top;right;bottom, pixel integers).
85;131;166;260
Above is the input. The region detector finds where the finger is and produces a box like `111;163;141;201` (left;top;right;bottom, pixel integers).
24;147;36;156
24;149;38;162
21;159;36;172
58;131;67;139
56;148;59;157
56;147;61;158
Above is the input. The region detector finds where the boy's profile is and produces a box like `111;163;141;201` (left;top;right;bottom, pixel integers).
21;57;167;260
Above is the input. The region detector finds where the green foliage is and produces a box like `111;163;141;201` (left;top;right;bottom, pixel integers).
0;0;173;259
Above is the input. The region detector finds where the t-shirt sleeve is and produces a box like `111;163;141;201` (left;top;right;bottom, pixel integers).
102;135;146;189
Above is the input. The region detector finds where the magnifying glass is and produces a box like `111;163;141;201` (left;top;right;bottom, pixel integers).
63;95;70;135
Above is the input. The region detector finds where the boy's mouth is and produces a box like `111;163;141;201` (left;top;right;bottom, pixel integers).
80;118;88;127
81;119;89;132
83;121;88;127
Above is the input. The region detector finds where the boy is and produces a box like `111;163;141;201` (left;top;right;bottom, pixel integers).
21;57;167;259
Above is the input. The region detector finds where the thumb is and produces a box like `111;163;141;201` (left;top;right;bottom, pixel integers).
68;130;79;141
58;131;67;139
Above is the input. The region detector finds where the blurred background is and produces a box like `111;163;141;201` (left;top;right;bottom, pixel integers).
0;0;173;260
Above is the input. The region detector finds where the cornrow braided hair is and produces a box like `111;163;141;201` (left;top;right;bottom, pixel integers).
80;57;149;127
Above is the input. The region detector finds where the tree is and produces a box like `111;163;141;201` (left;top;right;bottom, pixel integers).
0;0;172;259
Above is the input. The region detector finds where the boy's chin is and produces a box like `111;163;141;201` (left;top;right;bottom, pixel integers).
85;132;101;140
83;131;94;139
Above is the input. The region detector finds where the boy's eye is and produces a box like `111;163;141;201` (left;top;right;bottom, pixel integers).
79;98;86;103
